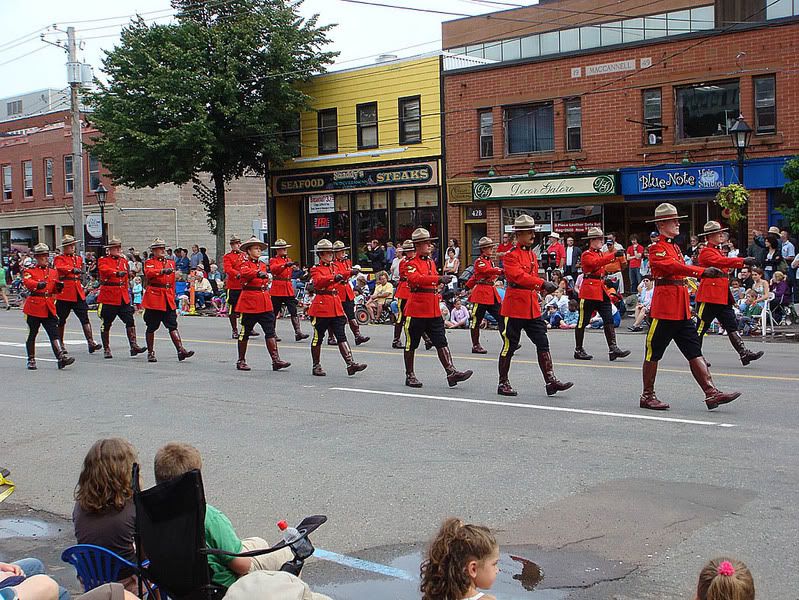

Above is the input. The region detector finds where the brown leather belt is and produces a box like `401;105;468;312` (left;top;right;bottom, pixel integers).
655;279;687;287
148;283;172;289
584;274;602;280
507;282;532;290
30;291;52;297
243;285;267;291
474;279;494;285
61;276;80;281
410;288;437;293
272;277;291;281
101;281;126;286
315;289;337;296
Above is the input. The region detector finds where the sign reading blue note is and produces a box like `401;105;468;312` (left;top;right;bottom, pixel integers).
636;165;725;194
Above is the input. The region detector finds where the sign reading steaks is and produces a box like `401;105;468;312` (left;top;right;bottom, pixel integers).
274;161;438;195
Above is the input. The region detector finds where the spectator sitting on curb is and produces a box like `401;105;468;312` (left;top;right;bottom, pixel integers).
0;559;67;600
444;297;469;329
560;299;579;329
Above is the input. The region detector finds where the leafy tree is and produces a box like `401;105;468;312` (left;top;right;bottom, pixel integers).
88;0;336;261
779;157;799;233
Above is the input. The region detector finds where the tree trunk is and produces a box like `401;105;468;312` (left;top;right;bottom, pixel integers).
213;172;226;266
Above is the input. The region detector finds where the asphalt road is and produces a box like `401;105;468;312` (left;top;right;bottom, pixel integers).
0;309;796;599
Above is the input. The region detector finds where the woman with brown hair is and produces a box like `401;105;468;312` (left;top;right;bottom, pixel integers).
73;439;139;589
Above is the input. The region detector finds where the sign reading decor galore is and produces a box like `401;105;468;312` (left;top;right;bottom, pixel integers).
274;161;438;196
636;165;725;194
472;174;617;202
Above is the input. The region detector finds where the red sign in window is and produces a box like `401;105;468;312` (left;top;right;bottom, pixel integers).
313;216;330;229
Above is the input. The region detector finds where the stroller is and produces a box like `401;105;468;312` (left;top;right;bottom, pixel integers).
131;464;326;600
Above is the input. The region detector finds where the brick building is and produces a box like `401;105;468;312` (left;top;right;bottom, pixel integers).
0;109;266;262
442;0;799;265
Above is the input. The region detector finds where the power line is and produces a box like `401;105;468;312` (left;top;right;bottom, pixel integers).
0;45;50;68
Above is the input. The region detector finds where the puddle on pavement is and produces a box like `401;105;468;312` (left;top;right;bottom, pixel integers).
0;518;62;539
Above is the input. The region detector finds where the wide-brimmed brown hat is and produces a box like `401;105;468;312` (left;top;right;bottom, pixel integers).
332;240;350;251
697;220;729;237
583;227;605;240
768;226;780;235
512;214;536;231
646;202;687;223
240;236;268;252
411;228;437;243
547;232;561;240
58;235;77;248
477;236;496;249
104;237;123;248
229;235;242;244
314;238;334;253
401;239;414;251
271;238;291;249
149;238;167;249
33;243;50;255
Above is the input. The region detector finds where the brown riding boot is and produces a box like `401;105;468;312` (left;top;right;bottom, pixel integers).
728;331;764;366
236;338;251;371
229;313;239;339
170;329;194;361
392;322;404;349
53;339;75;369
26;339;36;370
339;341;367;376
423;332;434;351
82;322;102;353
604;323;631;361
311;343;326;376
146;331;157;362
497;353;517;396
538;351;573;396
266;337;290;371
471;326;487;354
291;315;309;341
573;327;593;360
327;334;337;346
404;350;422;388
437;346;473;387
57;323;68;353
126;327;146;356
689;357;741;410
640;360;669;410
101;328;113;359
350;319;370;345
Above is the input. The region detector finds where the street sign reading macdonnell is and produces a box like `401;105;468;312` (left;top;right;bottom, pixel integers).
472;173;617;201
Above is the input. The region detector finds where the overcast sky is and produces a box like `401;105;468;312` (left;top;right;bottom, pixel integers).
0;0;507;98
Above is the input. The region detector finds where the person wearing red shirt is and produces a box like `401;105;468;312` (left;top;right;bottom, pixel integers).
232;237;290;372
269;238;309;342
626;234;644;292
641;204;741;411
545;233;566;270
307;239;367;377
573;227;631;362
97;237;146;359
496;232;513;267
22;243;74;370
223;235;258;340
498;215;572;397
403;228;472;388
329;241;369;346
142;238;194;363
465;237;505;354
695;220;763;366
54;235;101;354
391;240;412;348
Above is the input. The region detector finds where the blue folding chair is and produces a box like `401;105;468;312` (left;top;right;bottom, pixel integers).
61;544;145;593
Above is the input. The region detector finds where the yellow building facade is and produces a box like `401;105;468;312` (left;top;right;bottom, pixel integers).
269;54;444;267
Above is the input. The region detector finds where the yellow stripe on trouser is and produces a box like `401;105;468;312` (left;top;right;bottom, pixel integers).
644;318;659;362
0;471;15;503
311;317;319;345
500;316;512;357
237;314;245;341
577;299;587;329
396;299;403;321
98;304;106;332
697;302;708;336
470;302;479;330
403;317;413;351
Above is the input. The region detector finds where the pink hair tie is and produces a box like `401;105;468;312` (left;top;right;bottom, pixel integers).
717;561;736;577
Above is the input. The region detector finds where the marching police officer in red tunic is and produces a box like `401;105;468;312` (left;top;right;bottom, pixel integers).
465;236;505;354
573;227;631;362
391;240;412;348
308;239;367;377
328;240;369;346
97;237;146;359
695;220;763;365
403;228;472;388
234;237;290;372
54;235;101;354
224;235;259;340
498;215;572;397
142;238;194;363
641;204;741;411
22;243;75;370
269;238;309;342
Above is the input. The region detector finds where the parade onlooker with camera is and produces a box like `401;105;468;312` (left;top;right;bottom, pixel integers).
626;234;644;292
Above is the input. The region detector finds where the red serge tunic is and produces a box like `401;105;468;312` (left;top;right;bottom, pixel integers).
466;255;502;305
223;251;245;291
578;249;618;301
395;257;411;301
98;256;131;305
696;244;744;305
333;258;356;302
54;254;86;302
308;262;344;318
22;265;58;318
405;256;441;318
235;259;273;314
500;245;546;319
142;258;177;311
269;255;295;298
648;239;705;320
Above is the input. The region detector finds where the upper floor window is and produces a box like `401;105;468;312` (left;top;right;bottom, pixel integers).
479;110;493;158
676;80;739;139
643;88;663;145
2;165;11;200
399;96;421;144
317;108;338;154
6;100;22;116
44;158;53;197
23;161;33;198
504;103;554;154
64;155;74;194
357;102;378;150
754;75;776;135
565;98;581;151
282;114;302;158
89;154;101;192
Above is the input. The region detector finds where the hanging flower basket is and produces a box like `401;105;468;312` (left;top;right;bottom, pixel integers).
715;184;748;226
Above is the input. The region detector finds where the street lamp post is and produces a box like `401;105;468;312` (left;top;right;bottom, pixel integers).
728;114;752;246
96;183;108;248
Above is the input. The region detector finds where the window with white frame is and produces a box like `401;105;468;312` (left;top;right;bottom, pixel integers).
2;165;11;200
643;88;663;145
89;154;100;192
676;80;739;139
565;98;581;151
479;110;493;158
356;102;378;150
399;96;422;144
505;103;554;154
23;161;33;198
754;75;776;135
44;158;53;197
317;108;338;154
64;155;74;194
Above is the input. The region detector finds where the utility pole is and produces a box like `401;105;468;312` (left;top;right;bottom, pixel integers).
67;27;85;253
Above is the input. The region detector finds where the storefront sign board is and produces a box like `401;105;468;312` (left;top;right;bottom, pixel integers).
85;214;103;238
274;161;438;196
308;194;335;213
635;165;725;194
473;174;616;202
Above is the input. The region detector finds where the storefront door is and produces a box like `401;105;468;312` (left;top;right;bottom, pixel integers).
466;223;487;266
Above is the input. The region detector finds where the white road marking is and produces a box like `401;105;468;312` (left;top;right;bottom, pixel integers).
331;387;737;428
0;340;85;348
0;353;57;362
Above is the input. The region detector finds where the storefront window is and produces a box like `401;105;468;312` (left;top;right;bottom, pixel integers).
306;193;350;265
502;207;552;234
354;192;388;264
677;80;739;139
552;205;603;236
393;188;439;247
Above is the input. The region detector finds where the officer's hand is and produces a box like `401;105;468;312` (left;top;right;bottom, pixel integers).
743;256;757;267
439;275;453;284
116;270;126;277
614;250;625;258
55;282;64;293
36;281;47;289
334;274;344;283
161;268;174;275
702;266;725;278
257;272;269;279
542;281;557;294
286;261;296;268
72;268;82;274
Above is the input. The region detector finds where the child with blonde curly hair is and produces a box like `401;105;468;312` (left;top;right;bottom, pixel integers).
695;557;755;600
